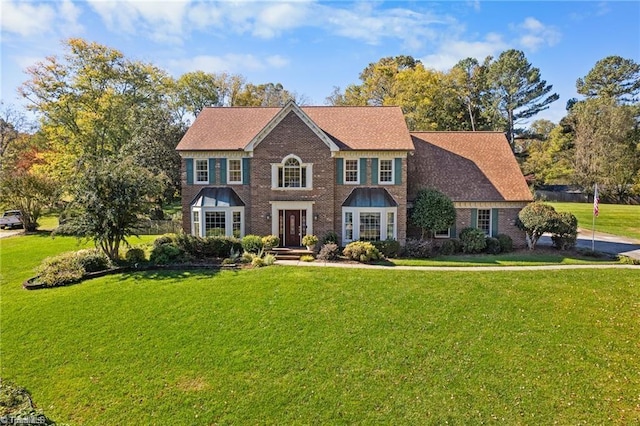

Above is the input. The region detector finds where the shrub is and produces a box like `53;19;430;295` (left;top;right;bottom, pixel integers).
403;238;435;258
150;243;184;265
242;235;263;254
317;243;340;261
174;233;204;257
485;237;502;254
438;239;458;256
518;202;558;249
203;236;242;258
343;241;382;262
371;239;401;258
411;188;456;239
261;235;280;250
74;249;112;272
550;211;578;251
497;234;514;253
459;227;487;254
125;247;147;264
241;252;256;263
302;234;319;247
251;256;265;268
153;234;177;247
300;255;315;262
322;231;339;245
263;253;276;266
36;252;85;287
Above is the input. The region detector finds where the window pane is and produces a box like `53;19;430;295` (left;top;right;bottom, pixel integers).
477;209;491;235
386;211;395;240
345;212;353;240
193;211;200;236
205;211;225;237
232;211;242;238
360;212;380;241
379;159;393;183
283;158;301;187
345;159;358;183
229;159;242;183
195;159;208;183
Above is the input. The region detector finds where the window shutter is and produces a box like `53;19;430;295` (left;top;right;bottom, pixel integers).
360;158;368;185
394;158;402;185
470;208;478;228
491;208;499;237
208;158;216;184
219;158;227;184
336;158;343;185
370;158;377;185
186;159;194;185
451;223;457;239
242;158;250;185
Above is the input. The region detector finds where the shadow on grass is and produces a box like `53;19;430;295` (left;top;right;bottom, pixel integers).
119;266;237;282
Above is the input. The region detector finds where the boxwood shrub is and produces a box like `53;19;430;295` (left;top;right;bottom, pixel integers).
496;234;514;253
242;235;264;254
459;227;487;254
485;237;502;254
343;241;382;262
403;238;434;258
371;239;401;258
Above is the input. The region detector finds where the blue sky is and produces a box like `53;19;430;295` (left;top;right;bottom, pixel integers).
1;1;639;124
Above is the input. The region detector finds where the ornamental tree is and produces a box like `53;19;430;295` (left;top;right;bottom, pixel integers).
57;159;165;260
517;202;558;250
411;188;456;239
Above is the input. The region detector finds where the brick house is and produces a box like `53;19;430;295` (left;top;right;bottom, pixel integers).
176;101;532;247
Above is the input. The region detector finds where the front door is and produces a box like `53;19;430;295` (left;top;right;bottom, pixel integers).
284;210;301;246
280;210;307;246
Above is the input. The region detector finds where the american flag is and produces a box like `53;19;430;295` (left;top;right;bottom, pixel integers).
593;184;599;217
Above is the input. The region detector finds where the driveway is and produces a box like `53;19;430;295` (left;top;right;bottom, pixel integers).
539;228;640;260
0;229;23;239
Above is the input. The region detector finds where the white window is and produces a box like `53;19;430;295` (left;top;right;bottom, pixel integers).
345;211;353;241
379;159;393;184
272;155;313;190
191;208;244;238
434;228;450;238
232;211;242;238
192;211;200;236
342;208;396;243
195;159;209;184
344;159;359;184
205;211;226;237
477;209;491;236
228;159;242;184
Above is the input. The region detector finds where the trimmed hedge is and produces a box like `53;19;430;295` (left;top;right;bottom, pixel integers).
35;249;112;288
343;241;382;262
459;228;487;254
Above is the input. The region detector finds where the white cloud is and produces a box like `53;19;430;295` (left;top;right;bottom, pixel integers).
421;33;507;70
169;53;289;74
87;0;190;43
1;1;56;36
512;17;561;51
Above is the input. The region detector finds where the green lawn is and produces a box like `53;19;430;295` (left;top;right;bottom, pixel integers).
1;235;639;425
550;202;640;241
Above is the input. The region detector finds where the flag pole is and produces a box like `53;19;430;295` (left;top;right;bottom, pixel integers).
592;183;599;251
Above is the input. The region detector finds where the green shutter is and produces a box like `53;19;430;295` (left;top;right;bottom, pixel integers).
208;158;216;184
470;208;478;228
451;222;457;238
361;158;368;185
336;158;344;185
186;159;194;185
370;158;377;185
242;158;250;185
219;158;227;184
394;158;402;185
491;208;499;237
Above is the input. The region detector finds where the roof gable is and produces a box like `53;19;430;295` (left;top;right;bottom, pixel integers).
244;101;339;152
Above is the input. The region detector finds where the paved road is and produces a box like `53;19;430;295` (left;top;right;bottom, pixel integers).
539;228;640;260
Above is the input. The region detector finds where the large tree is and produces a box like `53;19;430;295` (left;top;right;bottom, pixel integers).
19;38;171;174
485;49;559;148
0;171;59;232
576;55;640;103
410;188;456;239
572;97;639;201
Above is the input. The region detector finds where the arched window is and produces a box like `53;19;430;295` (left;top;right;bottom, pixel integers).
273;155;312;189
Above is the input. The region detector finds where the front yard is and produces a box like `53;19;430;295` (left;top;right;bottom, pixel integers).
1;234;638;424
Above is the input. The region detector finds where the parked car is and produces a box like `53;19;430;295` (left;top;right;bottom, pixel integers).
0;210;23;229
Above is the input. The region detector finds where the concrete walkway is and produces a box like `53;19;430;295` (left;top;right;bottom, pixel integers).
275;259;639;271
276;229;640;271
